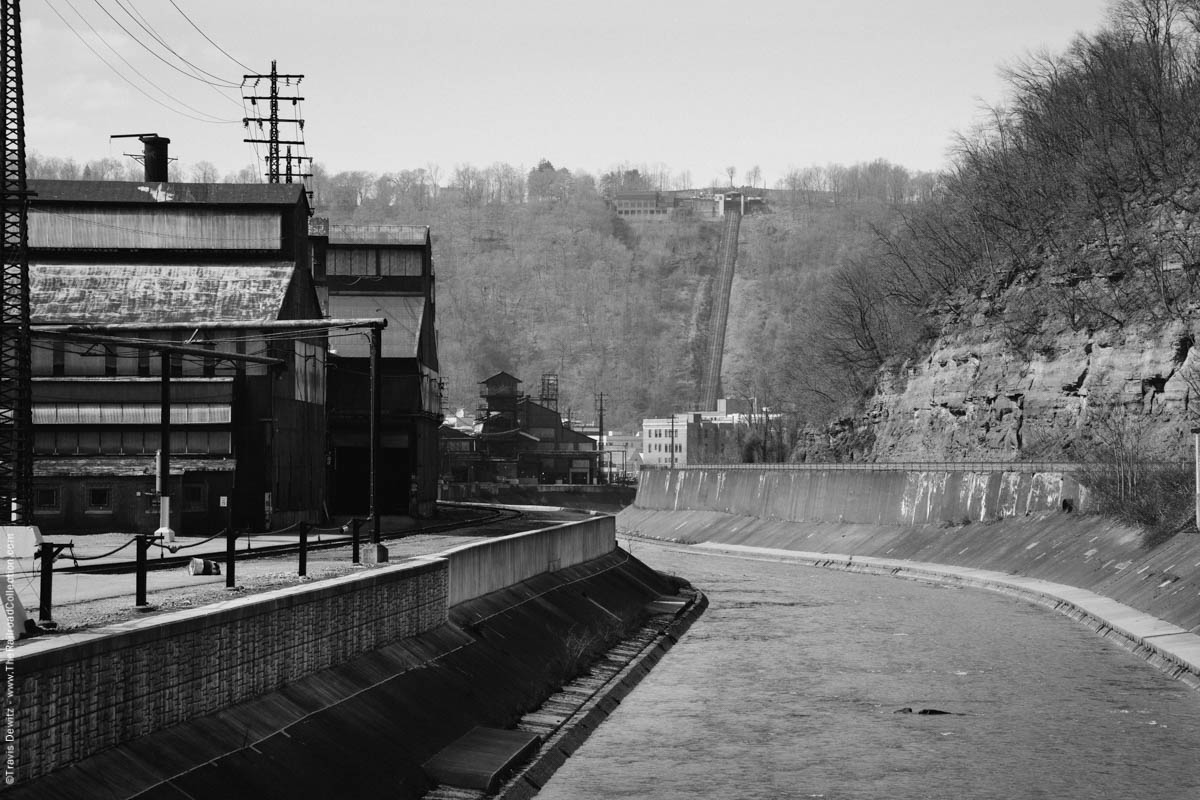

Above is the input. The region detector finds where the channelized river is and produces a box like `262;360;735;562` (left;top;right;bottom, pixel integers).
537;541;1200;800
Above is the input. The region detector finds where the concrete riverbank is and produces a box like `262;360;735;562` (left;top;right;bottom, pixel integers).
623;464;1200;689
5;515;703;799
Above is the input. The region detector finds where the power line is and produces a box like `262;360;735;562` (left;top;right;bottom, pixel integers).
112;0;244;96
168;0;254;74
88;0;240;89
45;0;242;125
242;61;310;187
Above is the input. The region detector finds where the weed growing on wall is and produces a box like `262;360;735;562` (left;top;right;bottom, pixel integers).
1075;407;1193;548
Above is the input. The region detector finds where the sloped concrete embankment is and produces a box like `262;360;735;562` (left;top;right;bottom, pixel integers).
5;516;696;799
624;466;1200;684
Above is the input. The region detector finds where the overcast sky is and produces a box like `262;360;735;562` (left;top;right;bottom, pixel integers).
24;0;1111;186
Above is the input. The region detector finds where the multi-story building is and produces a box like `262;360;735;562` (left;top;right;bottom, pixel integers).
641;400;751;467
308;221;441;517
27;175;327;533
613;191;675;220
447;372;599;485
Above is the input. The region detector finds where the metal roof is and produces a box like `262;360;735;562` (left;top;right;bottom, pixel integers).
28;180;307;206
327;294;424;357
31;263;297;324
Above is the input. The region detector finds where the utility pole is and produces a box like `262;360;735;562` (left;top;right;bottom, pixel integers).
242;60;310;184
670;413;676;469
369;322;382;548
595;392;605;484
1;0;32;524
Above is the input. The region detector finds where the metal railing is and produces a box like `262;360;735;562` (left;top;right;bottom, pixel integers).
643;461;1192;473
643;461;1087;473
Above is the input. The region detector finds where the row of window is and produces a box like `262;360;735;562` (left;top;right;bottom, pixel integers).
326;248;423;277
649;443;681;453
34;339;268;378
34;483;209;514
35;486;113;513
35;430;232;456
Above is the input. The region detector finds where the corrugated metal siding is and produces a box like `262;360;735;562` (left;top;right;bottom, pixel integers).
30;208;281;249
327;294;424;357
33;403;232;425
28;179;304;206
31;264;295;323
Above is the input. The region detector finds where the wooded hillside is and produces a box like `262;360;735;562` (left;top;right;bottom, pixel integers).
30;1;1192;456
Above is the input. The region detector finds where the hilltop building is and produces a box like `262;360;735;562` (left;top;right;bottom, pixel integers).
613;190;764;222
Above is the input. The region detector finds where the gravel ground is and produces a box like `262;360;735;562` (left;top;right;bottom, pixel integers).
19;505;589;640
31;533;491;635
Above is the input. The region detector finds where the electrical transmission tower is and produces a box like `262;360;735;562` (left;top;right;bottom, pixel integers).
242;60;311;184
1;0;32;524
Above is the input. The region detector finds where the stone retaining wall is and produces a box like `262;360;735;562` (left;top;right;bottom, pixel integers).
8;515;616;784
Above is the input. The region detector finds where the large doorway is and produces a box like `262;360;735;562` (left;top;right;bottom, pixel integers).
331;446;411;514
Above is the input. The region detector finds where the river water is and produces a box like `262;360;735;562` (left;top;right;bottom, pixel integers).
537;541;1200;800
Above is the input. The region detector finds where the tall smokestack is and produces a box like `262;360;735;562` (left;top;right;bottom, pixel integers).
140;135;170;182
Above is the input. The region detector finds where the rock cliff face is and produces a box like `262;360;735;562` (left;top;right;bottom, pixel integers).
831;288;1198;462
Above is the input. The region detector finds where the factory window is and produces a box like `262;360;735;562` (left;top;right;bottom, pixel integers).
85;486;113;512
34;487;61;514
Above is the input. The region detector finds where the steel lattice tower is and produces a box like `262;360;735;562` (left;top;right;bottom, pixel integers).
243;60;308;184
0;0;32;524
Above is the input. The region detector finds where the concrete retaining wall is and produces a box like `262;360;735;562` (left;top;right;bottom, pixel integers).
636;466;1087;524
440;515;615;605
9;515;617;784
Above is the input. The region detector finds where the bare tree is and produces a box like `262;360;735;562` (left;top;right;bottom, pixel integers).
746;165;762;189
191;161;221;183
